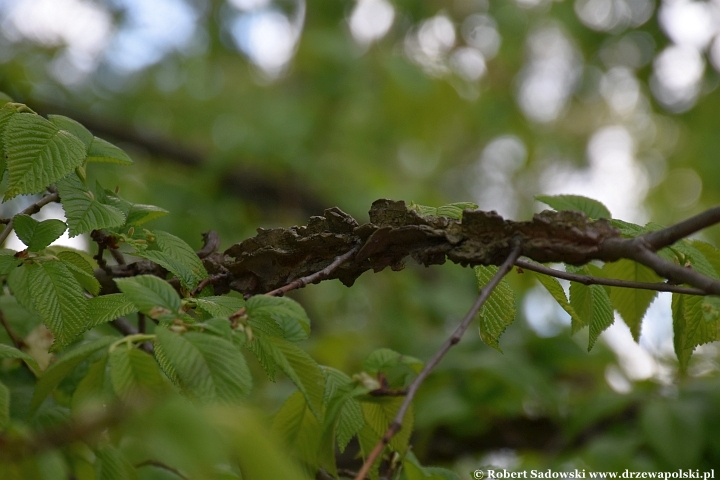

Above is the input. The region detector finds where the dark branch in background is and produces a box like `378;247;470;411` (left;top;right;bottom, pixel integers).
27;100;327;217
354;241;523;480
110;318;153;354
135;460;189;480
196;231;220;258
0;191;60;245
515;259;706;295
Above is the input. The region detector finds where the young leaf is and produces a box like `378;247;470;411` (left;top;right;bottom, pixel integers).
363;348;423;376
95;445;139;480
611;219;648;237
29;336;115;415
155;327;252;403
671;240;720;280
87;136;133;165
247;336;324;418
672;294;720;370
57;250;101;296
602;259;661;341
13;215;67;252
109;345;167;399
475;265;516;352
98;188;169;226
320;368;364;465
535;194;611;219
56;173;126;236
3;113;86;199
0;254;21;275
272;390;323;475
115;275;181;318
528;267;582;326
47;115;93;147
569;271;614;351
87;294;138;328
133;230;207;290
360;397;413;454
246;295;310;342
408;201;478;220
0;343;40;373
29;259;89;351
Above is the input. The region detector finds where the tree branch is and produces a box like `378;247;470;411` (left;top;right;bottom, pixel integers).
641;206;720;250
353;241;523;480
135;460;189;480
515;259;706;295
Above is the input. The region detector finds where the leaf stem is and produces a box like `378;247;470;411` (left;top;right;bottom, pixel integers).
353;240;523;480
109;334;156;352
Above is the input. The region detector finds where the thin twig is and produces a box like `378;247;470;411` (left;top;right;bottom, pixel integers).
191;271;230;296
515;259;706;295
353;241;523;480
0;192;60;246
110;318;153;354
0;309;25;349
196;231;220;259
641;206;720;250
264;244;361;297
138;313;146;334
135;460;189;480
109;247;126;265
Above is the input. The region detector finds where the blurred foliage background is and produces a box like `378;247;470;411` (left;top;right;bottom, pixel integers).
2;0;720;475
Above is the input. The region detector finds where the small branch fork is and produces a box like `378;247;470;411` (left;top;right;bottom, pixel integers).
353;241;523;480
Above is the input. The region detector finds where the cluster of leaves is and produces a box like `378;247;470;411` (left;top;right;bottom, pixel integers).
0;94;458;479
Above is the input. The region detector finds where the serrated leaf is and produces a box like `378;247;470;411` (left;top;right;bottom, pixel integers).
246;295;310;342
115;275;181;318
363;348;423;375
603;259;661;341
6;262;36;314
3;113;86;199
673;294;720;370
0;380;9;429
0;103;21;175
56;173;126;236
248;336;324;418
402;451;460;480
13;215;67;252
691;241;720;277
133;230;207;290
475;265;515;352
569;271;614;350
96;444;138;480
701;296;720;323
87;294;138;328
29;336;115;415
408;201;478;220
56;250;100;296
155;327;252;403
273;390;323;474
360;397;413;454
71;353;111;410
535;194;611;219
0;254;21;275
29;259;89;351
528;267;582;327
97;188;168;226
672;240;720;280
194;295;245;318
610;219;648;237
87;136;133;165
0;343;40;373
47;115;93;147
109;346;166;399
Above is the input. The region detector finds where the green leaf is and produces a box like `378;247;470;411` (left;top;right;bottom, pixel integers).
194;295;245;318
2;113;86;199
87;136;133;165
408;201;478;220
602;259;661;341
672;294;720;370
96;444;139;480
247;336;324;418
273;390;323;475
671;240;720;280
47;115;93;147
641;400;703;468
29;336;115;415
133;230;207;290
0;103;22;176
701;296;720;323
246;295;310;342
71;353;111;410
401;451;460;480
569;267;614;350
320;368;364;461
610;219;648;237
0;380;9;430
109;345;166;399
155;327;252;403
0;91;12;105
0;254;21;275
97;188;168;226
6;262;37;314
360;397;413;454
87;294;138;328
29;259;89;351
115;275;181;318
13;215;67;252
57;250;100;296
528;267;582;327
691;240;720;277
363;348;423;375
56;173;126;236
475;265;516;352
535;194;611;219
0;343;40;373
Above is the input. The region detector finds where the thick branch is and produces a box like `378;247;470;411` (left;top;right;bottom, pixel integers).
641;206;720;250
354;242;523;480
